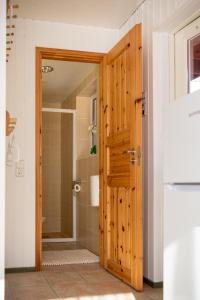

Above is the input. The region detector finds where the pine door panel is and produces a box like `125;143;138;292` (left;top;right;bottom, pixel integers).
100;24;143;291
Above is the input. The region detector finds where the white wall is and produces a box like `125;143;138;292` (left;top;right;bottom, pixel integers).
6;18;118;268
0;0;6;298
6;0;200;282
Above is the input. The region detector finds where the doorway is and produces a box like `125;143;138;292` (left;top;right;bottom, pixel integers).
36;23;143;292
36;48;103;270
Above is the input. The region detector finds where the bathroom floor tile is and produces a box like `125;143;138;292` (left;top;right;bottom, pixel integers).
5;281;13;300
5;263;163;300
71;262;102;272
43;269;84;285
6;272;47;288
10;285;57;300
80;269;121;283
42;241;82;251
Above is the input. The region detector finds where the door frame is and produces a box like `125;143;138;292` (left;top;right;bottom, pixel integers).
35;47;105;270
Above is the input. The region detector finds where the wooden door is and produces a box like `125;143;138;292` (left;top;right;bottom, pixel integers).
100;24;143;291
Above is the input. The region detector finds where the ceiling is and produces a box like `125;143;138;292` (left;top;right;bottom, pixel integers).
16;0;142;29
42;59;97;104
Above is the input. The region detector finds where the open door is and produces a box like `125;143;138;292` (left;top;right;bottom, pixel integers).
100;24;143;291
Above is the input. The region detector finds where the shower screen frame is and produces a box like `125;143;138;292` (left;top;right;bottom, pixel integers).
41;107;77;243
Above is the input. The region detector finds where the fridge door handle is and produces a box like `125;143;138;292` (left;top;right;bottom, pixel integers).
188;110;200;118
167;184;200;192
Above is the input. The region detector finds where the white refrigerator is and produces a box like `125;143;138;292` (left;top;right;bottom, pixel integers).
164;91;200;300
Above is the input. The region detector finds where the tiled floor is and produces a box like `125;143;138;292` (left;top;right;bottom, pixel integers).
42;242;83;251
5;263;163;300
42;232;71;239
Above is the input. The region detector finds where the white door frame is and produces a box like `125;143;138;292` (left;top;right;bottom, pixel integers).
41;107;77;243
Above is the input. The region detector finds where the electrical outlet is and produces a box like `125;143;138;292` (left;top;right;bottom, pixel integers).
15;160;24;177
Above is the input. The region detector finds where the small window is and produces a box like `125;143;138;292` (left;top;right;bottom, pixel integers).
174;16;200;99
188;34;200;93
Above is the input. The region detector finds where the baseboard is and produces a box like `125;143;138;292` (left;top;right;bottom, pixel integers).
5;267;36;274
144;277;163;288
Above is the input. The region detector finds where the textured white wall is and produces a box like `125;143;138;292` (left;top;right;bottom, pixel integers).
0;0;6;298
5;19;118;268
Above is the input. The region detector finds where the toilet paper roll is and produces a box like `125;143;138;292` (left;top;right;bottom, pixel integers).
74;184;81;193
90;175;99;207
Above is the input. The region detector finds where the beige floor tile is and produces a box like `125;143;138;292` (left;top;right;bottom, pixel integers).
143;288;163;300
5;282;13;300
6;272;48;288
71;262;102;272
133;294;154;300
51;281;98;298
54;281;146;300
5;264;163;300
10;285;57;300
42;242;82;251
134;285;163;300
43;269;84;285
91;281;134;295
5;291;13;300
80;269;121;283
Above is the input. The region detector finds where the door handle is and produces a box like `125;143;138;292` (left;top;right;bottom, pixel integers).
126;148;136;154
123;148;136;155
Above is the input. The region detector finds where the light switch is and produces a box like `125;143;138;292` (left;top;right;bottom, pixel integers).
15;160;24;177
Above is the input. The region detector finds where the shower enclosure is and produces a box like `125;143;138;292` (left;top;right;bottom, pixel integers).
42;108;76;242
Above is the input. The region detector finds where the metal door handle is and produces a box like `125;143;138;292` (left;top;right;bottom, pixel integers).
126;148;136;154
123;148;136;155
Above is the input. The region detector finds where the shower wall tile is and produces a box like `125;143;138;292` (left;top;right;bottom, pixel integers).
42;111;73;237
76;156;99;255
77;140;90;158
61;67;100;254
42;102;62;108
76;96;90;119
76;92;99;255
42;112;62;234
61;113;73;237
76;97;91;159
77;158;88;181
77;118;90;141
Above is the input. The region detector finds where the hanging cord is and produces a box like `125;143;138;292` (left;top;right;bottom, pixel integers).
6;133;20;166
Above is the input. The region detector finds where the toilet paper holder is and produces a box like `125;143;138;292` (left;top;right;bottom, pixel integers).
72;180;81;189
72;181;81;193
